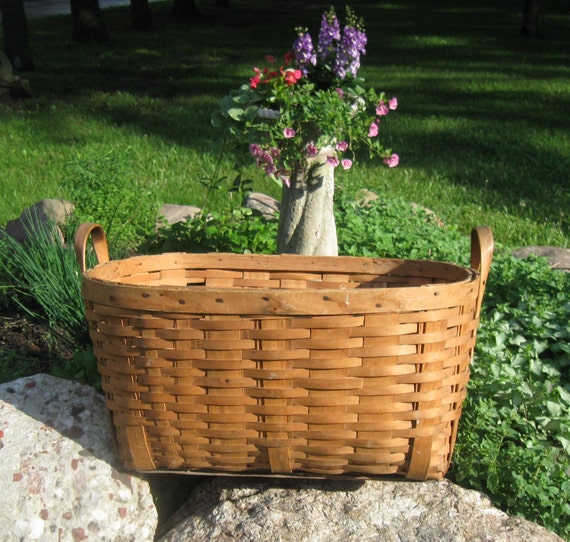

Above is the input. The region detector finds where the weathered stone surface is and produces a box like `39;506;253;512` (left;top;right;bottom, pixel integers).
277;147;338;256
157;477;563;542
512;246;570;272
158;203;202;225
2;199;74;243
0;374;157;541
242;192;280;219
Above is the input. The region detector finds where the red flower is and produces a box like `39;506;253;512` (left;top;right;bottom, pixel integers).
282;68;302;86
250;67;262;88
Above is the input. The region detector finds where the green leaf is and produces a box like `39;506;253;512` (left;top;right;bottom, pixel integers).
546;401;562;418
227;107;245;121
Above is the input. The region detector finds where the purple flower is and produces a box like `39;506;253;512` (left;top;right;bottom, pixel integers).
317;7;341;62
292;28;317;75
336;141;349;152
333;15;367;79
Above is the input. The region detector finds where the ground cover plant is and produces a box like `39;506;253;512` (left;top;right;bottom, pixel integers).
0;0;569;538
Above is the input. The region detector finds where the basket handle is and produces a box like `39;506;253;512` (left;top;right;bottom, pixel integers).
74;222;110;272
470;225;494;316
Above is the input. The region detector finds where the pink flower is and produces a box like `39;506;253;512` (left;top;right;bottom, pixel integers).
283;127;296;139
383;153;399;168
326;155;340;167
281;175;291;188
389;97;398;110
335;87;344;98
376;101;389;116
265;54;276;63
368;122;379;137
305;143;318;157
249;143;262;157
256;150;275;170
341;159;353;170
265;162;277;175
336;141;349;152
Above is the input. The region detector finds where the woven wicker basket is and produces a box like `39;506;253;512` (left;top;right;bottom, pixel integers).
75;223;493;481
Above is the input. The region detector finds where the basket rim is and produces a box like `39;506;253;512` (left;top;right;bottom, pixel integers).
84;251;476;283
81;252;480;316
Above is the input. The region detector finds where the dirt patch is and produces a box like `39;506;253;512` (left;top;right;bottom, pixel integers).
0;314;52;356
0;312;69;381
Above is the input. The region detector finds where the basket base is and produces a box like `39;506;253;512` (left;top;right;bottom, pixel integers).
137;469;442;482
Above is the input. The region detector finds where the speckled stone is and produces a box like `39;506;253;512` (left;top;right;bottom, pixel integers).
0;374;157;541
157;477;564;542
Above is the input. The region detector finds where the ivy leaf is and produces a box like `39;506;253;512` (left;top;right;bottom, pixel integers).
227;107;245;121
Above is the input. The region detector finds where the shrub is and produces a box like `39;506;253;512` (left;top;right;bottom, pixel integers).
146;208;279;254
61;148;160;259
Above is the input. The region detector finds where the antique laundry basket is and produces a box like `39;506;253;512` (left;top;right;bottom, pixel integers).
75;223;493;481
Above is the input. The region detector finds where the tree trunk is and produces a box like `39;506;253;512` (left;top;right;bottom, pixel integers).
277;147;338;256
521;0;540;37
131;0;152;31
70;0;109;43
0;0;33;70
171;0;201;19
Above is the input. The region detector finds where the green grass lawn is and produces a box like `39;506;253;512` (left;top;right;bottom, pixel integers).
1;0;569;249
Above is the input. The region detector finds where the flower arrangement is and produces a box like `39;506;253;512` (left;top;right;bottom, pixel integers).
214;6;399;188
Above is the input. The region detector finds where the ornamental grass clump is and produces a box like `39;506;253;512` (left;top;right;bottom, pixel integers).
213;6;399;255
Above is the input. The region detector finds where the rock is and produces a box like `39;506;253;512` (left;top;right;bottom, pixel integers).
0;374;157;541
2;199;75;243
0;50;13;81
0;50;31;99
512;246;570;272
158;203;202;225
410;202;445;227
157;477;563;542
242;192;280;219
355;188;379;207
